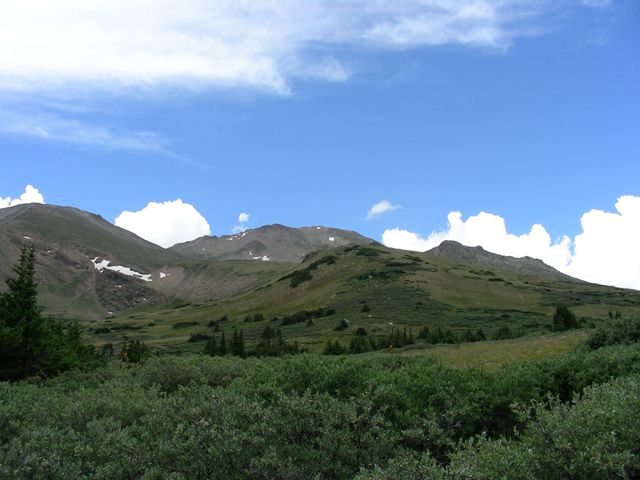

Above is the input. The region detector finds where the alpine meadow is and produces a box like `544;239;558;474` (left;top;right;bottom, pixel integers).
1;202;640;479
2;1;640;478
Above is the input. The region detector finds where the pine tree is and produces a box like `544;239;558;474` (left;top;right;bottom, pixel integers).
230;329;245;358
218;332;228;355
203;334;218;356
0;245;44;380
0;245;89;381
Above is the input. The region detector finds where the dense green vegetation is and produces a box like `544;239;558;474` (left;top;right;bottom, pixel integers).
0;246;92;381
85;244;640;356
0;313;639;478
2;244;640;478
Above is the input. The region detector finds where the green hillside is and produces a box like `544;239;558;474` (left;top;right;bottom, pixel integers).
87;244;640;354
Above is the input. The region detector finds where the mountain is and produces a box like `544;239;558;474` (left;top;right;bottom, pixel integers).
3;203;640;356
426;240;578;282
169;224;379;262
0;204;293;319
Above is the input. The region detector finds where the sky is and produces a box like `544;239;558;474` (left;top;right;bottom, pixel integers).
1;0;639;290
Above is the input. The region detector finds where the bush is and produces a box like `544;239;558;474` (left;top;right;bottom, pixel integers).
587;312;640;349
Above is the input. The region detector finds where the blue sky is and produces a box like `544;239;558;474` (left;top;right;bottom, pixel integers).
1;1;639;289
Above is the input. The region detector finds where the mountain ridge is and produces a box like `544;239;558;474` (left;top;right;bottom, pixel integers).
426;240;578;283
169;223;379;262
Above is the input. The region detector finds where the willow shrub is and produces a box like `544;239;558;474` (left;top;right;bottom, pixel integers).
1;342;640;479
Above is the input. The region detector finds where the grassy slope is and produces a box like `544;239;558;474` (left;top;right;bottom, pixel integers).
86;245;640;355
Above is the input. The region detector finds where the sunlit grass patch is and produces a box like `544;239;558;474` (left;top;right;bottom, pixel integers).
402;330;589;369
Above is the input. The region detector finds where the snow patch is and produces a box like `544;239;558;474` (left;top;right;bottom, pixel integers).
23;236;32;240
91;257;153;282
329;237;335;242
317;226;321;230
160;272;169;279
252;255;271;261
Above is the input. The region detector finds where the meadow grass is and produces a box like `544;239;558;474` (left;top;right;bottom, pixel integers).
401;330;589;369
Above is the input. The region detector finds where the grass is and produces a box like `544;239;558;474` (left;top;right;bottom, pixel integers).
67;244;640;355
401;330;589;370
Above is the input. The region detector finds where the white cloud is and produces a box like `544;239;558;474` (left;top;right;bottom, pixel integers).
0;110;175;154
231;212;250;233
382;196;640;290
0;185;45;208
0;1;595;95
366;200;401;220
565;196;640;289
114;199;211;248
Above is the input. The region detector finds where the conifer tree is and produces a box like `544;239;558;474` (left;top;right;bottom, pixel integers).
0;245;89;381
0;245;44;380
218;332;228;355
203;334;218;356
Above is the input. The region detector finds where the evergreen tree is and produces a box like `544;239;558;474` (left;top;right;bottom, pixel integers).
0;245;44;380
553;305;578;331
218;332;228;356
203;334;218;356
230;329;246;358
0;245;89;381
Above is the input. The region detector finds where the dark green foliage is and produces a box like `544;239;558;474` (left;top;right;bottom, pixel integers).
356;247;385;257
460;329;477;343
420;326;457;344
355;327;368;336
334;319;349;331
218;332;227;355
203;334;217;356
187;332;210;343
552;305;578;331
279;255;337;288
361;303;371;313
250;325;301;357
322;339;345;355
587;311;640;350
1;342;640;478
172;321;199;329
0;245;91;381
253;313;265;322
377;327;415;349
493;325;514;340
348;336;377;354
93;327;111;334
120;339;150;363
230;329;246;358
281;307;332;326
243;314;252;323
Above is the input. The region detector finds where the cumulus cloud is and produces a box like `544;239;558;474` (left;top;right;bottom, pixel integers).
114;199;211;248
382;196;640;290
232;212;250;234
0;185;45;208
366;200;401;220
0;1;596;95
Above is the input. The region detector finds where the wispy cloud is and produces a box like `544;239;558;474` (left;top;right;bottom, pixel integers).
0;110;175;155
0;1;602;95
366;200;401;220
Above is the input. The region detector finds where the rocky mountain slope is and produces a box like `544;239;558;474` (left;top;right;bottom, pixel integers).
0;204;292;318
169;224;379;262
426;240;578;282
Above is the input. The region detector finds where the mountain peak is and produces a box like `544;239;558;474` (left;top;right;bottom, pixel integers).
426;240;577;282
169;223;379;262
